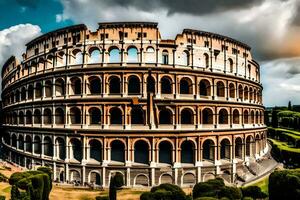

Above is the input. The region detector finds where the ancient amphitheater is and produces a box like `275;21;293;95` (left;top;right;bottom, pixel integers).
1;22;267;187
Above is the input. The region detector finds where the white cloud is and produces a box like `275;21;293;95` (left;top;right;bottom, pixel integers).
261;57;300;107
0;24;41;68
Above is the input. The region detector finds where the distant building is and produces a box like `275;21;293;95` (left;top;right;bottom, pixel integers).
1;22;267;187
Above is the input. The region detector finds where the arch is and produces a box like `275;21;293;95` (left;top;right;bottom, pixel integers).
12;134;17;148
55;78;65;96
255;134;261;154
134;174;149;186
44;136;53;156
161;76;172;94
160;174;173;184
109;76;121;94
235;137;243;158
15;89;20;102
90;171;101;185
204;53;209;68
43;108;52;124
34;109;41;124
110;107;122;125
250;110;255;124
249;87;253;101
35;82;43;98
88;76;101;94
159;140;173;164
127;47;138;63
55;108;65;124
147;76;155;93
19;111;24;124
109;47;120;63
57;51;66;67
13;112;18;124
111;140;125;163
131;107;145;124
73;50;83;64
181;108;194;124
202;139;215;161
28;85;34;100
182;173;196;185
18;135;24;150
229;83;235;98
181;140;194;163
89;107;101;124
218;109;228;124
220;138;231;159
228;58;234;72
245;135;254;156
216;81;225;97
26;110;32;124
256;111;260;124
56;137;66;160
180;77;193;94
33;136;41;154
88;48;101;64
183;50;190;66
25;135;32;152
45;80;52;97
238;85;243;100
89;139;102;162
21;87;26;101
243;110;249;124
202;108;213;124
233;109;240;124
70;77;82;95
200;79;211;96
244;86;249;100
128;75;140;94
162;50;169;65
70;107;81;124
134;140;149;164
70;170;81;183
145;46;155;63
159;108;173;124
70;138;82;162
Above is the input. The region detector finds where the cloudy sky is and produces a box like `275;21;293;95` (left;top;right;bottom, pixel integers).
1;0;300;107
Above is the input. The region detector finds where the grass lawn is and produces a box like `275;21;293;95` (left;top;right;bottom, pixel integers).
245;175;269;194
269;139;300;153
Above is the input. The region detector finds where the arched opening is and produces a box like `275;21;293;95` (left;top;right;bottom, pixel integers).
220;139;231;159
56;137;66;160
162;50;169;65
183;51;190;66
255;134;261;154
161;76;172;94
182;173;196;185
73;50;83;64
21;87;26;101
131;107;144;124
35;82;43;98
218;109;228;124
128;76;140;94
25;135;32;152
135;174;149;186
245;136;253;156
238;85;243;100
90;172;101;185
109;76;121;94
43;108;52;124
233;109;240;124
202;108;213;124
44;136;53;157
28;85;34;100
159;141;172;164
70;77;82;95
249;87;253;101
89;77;101;94
45;80;52;97
70;138;82;162
89;139;102;162
235;138;243;159
203;139;215;161
180;78;193;94
159;108;173;124
229;83;235;98
147;76;155;93
111;140;125;163
127;47;138;62
34;109;41;124
256;111;260;124
109;48;120;63
145;47;155;63
89;48;101;63
13;112;17;124
199;79;211;96
134;140;149;164
181;108;194;124
55;79;65;96
70;170;81;183
243;110;249;124
110;107;122;124
216;81;225;97
12;134;17;148
244;86;249;100
19;111;25;125
160;174;173;184
204;53;209;68
228;58;234;72
250;111;255;124
26;110;32;124
89;107;101;125
33;136;41;154
55;108;65;124
181;141;194;163
15;90;20;102
70;107;81;124
18;135;24;150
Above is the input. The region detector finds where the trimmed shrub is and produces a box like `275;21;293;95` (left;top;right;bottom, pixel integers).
0;195;5;200
140;183;188;200
219;186;242;200
109;172;124;200
140;192;153;200
194;197;218;200
241;186;268;199
96;196;109;200
192;178;225;198
242;197;253;200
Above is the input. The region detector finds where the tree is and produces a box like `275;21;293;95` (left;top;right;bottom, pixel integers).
288;101;292;111
271;110;278;128
109;172;124;200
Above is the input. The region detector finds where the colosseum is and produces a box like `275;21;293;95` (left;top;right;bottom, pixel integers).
1;22;267;187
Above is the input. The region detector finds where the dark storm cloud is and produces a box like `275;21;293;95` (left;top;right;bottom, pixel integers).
16;0;40;8
291;3;300;26
106;0;265;15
